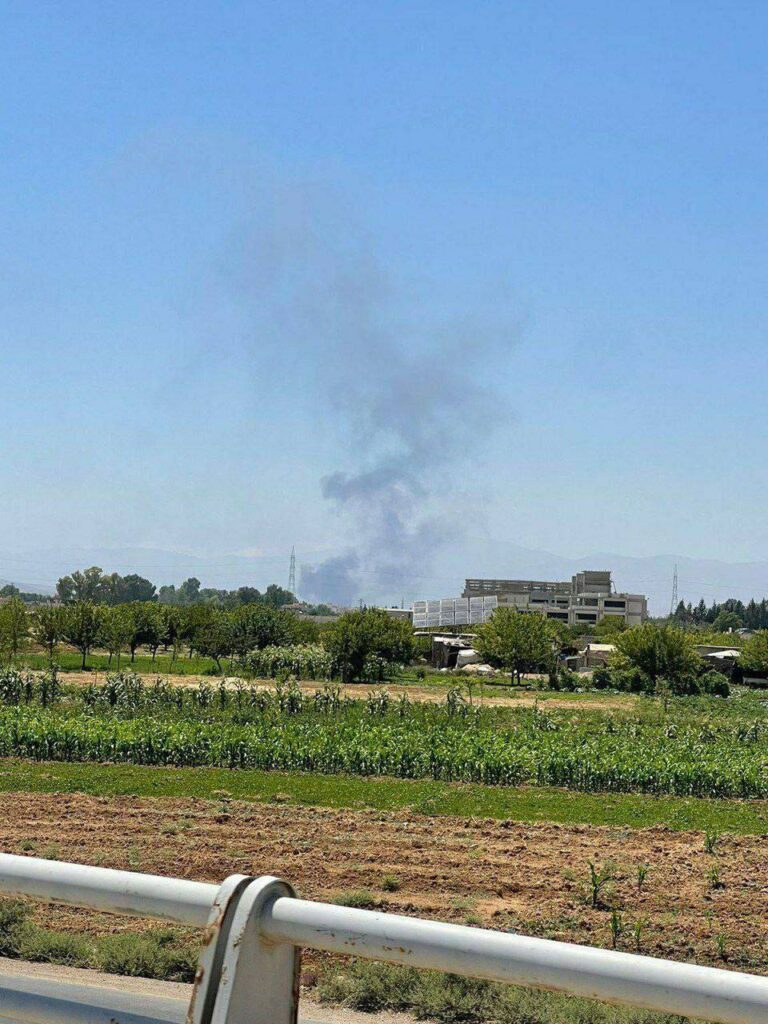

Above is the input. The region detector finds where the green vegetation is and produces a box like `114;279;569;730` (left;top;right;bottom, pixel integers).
474;608;556;683
4;757;768;833
18;650;221;676
243;643;333;680
1;603;415;682
318;959;682;1024
741;630;768;675
323;607;414;683
1;670;768;798
612;623;701;689
53;565;296;610
673;595;768;631
0;899;197;980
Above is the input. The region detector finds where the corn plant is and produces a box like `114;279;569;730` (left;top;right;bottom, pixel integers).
632;916;648;952
708;864;724;890
704;831;720;854
609;910;623;949
587;861;616;910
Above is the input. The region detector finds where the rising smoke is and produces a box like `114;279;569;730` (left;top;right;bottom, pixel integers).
222;186;514;605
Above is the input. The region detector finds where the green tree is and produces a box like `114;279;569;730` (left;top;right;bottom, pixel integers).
62;601;104;669
30;605;65;664
56;566;106;604
192;610;233;672
613;623;700;687
141;604;166;664
324;608;414;683
119;574;157;604
0;597;29;661
263;583;296;608
712;610;743;633
741;630;768;675
121;603;161;662
177;578;202;606
101;606;132;670
474;608;555;683
230;605;295;659
159;605;183;663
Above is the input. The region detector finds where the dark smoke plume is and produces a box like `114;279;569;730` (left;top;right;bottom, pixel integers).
221;187;514;605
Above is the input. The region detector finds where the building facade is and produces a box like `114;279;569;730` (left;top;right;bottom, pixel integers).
462;571;647;627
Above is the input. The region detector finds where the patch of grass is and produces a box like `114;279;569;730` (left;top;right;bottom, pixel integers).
15;924;92;966
330;889;381;910
95;929;197;981
15;651;219;676
0;898;198;981
380;874;401;892
318;959;685;1024
1;758;768;835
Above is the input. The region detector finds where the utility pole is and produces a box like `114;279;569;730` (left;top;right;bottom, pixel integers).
669;563;678;618
288;547;296;598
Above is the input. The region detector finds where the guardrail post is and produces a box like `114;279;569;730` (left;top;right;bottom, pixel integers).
187;873;253;1024
209;876;300;1024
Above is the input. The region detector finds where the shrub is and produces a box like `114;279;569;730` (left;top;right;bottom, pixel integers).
0;900;29;957
318;960;686;1024
592;667;613;689
15;924;92;966
699;670;730;698
608;667;653;693
331;889;381;910
243;644;332;680
555;668;581;691
95;930;197;981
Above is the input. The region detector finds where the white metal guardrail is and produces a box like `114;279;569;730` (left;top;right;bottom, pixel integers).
0;853;767;1024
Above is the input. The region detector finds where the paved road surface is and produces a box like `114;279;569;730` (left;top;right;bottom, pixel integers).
0;958;330;1024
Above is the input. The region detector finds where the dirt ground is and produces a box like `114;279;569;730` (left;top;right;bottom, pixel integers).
0;791;765;974
56;671;631;711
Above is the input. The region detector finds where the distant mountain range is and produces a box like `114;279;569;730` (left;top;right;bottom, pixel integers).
1;543;766;615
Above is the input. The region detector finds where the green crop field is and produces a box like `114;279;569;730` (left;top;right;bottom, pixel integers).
1;670;768;798
1;758;767;834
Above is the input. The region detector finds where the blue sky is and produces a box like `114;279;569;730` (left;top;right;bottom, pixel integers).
1;1;767;599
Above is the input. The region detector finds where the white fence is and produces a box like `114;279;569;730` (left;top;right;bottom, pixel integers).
0;853;767;1024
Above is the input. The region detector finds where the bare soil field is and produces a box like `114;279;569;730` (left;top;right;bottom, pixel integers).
0;791;765;973
55;671;632;711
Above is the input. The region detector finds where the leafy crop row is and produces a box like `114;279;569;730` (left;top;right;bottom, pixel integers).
1;671;768;798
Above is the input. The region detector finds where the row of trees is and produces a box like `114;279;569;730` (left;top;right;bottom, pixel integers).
672;596;768;631
53;566;296;610
0;598;415;681
472;610;763;693
0;598;304;670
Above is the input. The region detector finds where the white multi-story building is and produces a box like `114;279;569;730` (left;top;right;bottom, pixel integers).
461;571;647;627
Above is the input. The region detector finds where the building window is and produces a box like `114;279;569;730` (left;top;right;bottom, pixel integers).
576;612;598;621
604;600;626;609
